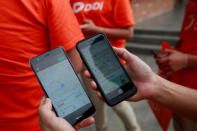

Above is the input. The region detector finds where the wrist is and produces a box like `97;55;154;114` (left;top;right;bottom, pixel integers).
183;53;188;68
96;26;105;33
146;73;161;100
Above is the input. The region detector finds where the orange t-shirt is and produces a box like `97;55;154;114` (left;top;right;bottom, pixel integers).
170;0;197;89
0;0;83;130
70;0;135;48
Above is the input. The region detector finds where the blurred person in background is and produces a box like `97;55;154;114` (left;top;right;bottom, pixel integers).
69;0;141;131
0;0;84;130
157;0;197;130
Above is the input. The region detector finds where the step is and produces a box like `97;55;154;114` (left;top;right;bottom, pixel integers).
134;29;179;36
129;34;179;45
126;42;161;54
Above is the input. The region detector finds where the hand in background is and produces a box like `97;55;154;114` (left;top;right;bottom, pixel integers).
156;49;185;77
80;19;100;34
84;47;158;101
38;96;95;131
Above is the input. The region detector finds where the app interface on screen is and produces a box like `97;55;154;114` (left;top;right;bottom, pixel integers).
37;56;90;117
81;39;130;99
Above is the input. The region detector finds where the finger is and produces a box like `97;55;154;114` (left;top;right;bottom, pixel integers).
80;24;88;29
90;81;97;90
38;98;55;130
159;67;172;73
38;98;53;118
126;93;141;102
158;64;169;70
113;47;135;62
83;19;92;24
156;53;163;58
40;98;52;110
159;67;172;74
39;96;47;106
74;117;95;130
89;81;104;101
164;48;176;54
96;91;104;101
156;57;169;64
84;70;92;79
158;63;171;70
38;97;52;113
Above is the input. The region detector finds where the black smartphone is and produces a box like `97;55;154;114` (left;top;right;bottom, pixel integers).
151;50;161;60
151;50;168;60
30;47;95;126
77;33;137;106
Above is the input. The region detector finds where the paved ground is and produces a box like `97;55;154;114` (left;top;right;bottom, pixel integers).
134;1;187;32
80;1;188;131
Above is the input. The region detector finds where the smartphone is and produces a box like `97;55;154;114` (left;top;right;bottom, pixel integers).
77;33;137;106
151;50;161;60
30;47;95;126
151;50;168;60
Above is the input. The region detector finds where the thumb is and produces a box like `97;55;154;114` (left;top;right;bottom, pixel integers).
38;97;53;115
127;93;141;102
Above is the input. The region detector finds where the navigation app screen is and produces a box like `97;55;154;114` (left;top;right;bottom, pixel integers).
81;39;130;99
37;56;90;117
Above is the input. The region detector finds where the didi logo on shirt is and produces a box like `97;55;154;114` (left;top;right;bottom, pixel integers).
73;2;104;13
184;15;197;31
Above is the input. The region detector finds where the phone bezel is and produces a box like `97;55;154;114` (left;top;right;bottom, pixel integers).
29;46;95;125
76;33;137;106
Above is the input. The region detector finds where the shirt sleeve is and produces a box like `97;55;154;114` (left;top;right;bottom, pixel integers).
46;0;84;51
113;0;135;27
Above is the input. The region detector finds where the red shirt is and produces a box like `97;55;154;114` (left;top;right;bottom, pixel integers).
171;0;197;89
0;0;83;130
70;0;135;48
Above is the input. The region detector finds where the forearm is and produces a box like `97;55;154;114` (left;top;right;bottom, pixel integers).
151;75;197;121
67;47;82;73
96;26;134;40
187;54;197;69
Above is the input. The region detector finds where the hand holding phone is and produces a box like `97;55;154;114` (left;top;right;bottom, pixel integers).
38;96;95;130
77;33;137;106
30;47;95;126
152;42;172;59
84;47;155;102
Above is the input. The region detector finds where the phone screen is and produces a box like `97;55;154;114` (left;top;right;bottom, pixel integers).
79;36;133;100
31;48;92;119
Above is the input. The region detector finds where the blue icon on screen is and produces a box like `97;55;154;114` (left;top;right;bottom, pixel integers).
60;83;65;88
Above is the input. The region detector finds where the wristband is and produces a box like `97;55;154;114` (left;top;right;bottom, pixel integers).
184;54;188;68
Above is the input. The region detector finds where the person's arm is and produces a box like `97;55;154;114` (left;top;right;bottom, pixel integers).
187;54;197;68
156;49;197;77
95;25;133;40
38;96;95;131
47;0;84;73
151;75;197;121
84;47;197;121
67;47;83;73
80;19;134;40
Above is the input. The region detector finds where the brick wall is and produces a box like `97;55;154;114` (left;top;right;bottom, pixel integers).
132;0;176;23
